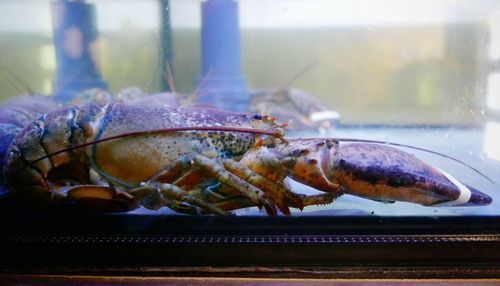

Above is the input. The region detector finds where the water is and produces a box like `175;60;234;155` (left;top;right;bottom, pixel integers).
0;0;499;219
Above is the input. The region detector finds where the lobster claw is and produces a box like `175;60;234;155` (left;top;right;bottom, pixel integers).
265;139;491;207
332;143;492;207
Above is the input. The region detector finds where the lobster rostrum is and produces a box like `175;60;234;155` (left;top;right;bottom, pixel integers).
3;103;492;215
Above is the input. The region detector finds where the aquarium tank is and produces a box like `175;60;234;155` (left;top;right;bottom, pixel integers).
0;0;500;275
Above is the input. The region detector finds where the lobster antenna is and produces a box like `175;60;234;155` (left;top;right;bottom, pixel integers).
24;128;492;184
308;137;494;184
193;68;213;102
281;60;318;89
0;66;35;94
163;61;176;94
0;70;23;93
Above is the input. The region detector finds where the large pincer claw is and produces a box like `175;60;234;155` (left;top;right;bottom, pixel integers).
333;144;492;207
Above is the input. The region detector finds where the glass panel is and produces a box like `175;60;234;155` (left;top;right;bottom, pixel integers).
0;0;499;219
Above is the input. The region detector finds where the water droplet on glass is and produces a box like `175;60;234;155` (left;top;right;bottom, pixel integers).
479;151;487;160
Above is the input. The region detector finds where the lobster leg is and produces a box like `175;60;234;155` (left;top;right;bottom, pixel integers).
302;192;343;207
128;154;279;214
189;185;256;214
199;187;342;214
189;154;277;214
166;200;218;215
222;159;298;214
60;173;226;214
128;182;227;215
222;159;339;213
188;183;289;214
50;163;219;214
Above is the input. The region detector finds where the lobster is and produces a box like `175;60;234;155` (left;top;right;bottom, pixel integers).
2;102;493;215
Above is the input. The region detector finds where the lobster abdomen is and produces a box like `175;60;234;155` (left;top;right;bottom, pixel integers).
0;96;57;194
3;104;106;202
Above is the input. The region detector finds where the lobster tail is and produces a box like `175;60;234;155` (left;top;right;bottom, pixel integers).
3;104;107;201
0;95;57;195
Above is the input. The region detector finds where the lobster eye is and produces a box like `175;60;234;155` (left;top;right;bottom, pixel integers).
252;114;263;120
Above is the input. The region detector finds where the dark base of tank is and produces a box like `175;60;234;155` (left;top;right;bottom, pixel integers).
0;212;500;280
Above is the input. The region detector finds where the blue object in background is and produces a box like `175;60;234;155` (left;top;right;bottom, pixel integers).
197;0;249;112
159;0;173;92
51;0;108;103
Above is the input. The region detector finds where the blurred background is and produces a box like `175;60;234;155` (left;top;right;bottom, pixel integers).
0;0;498;125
